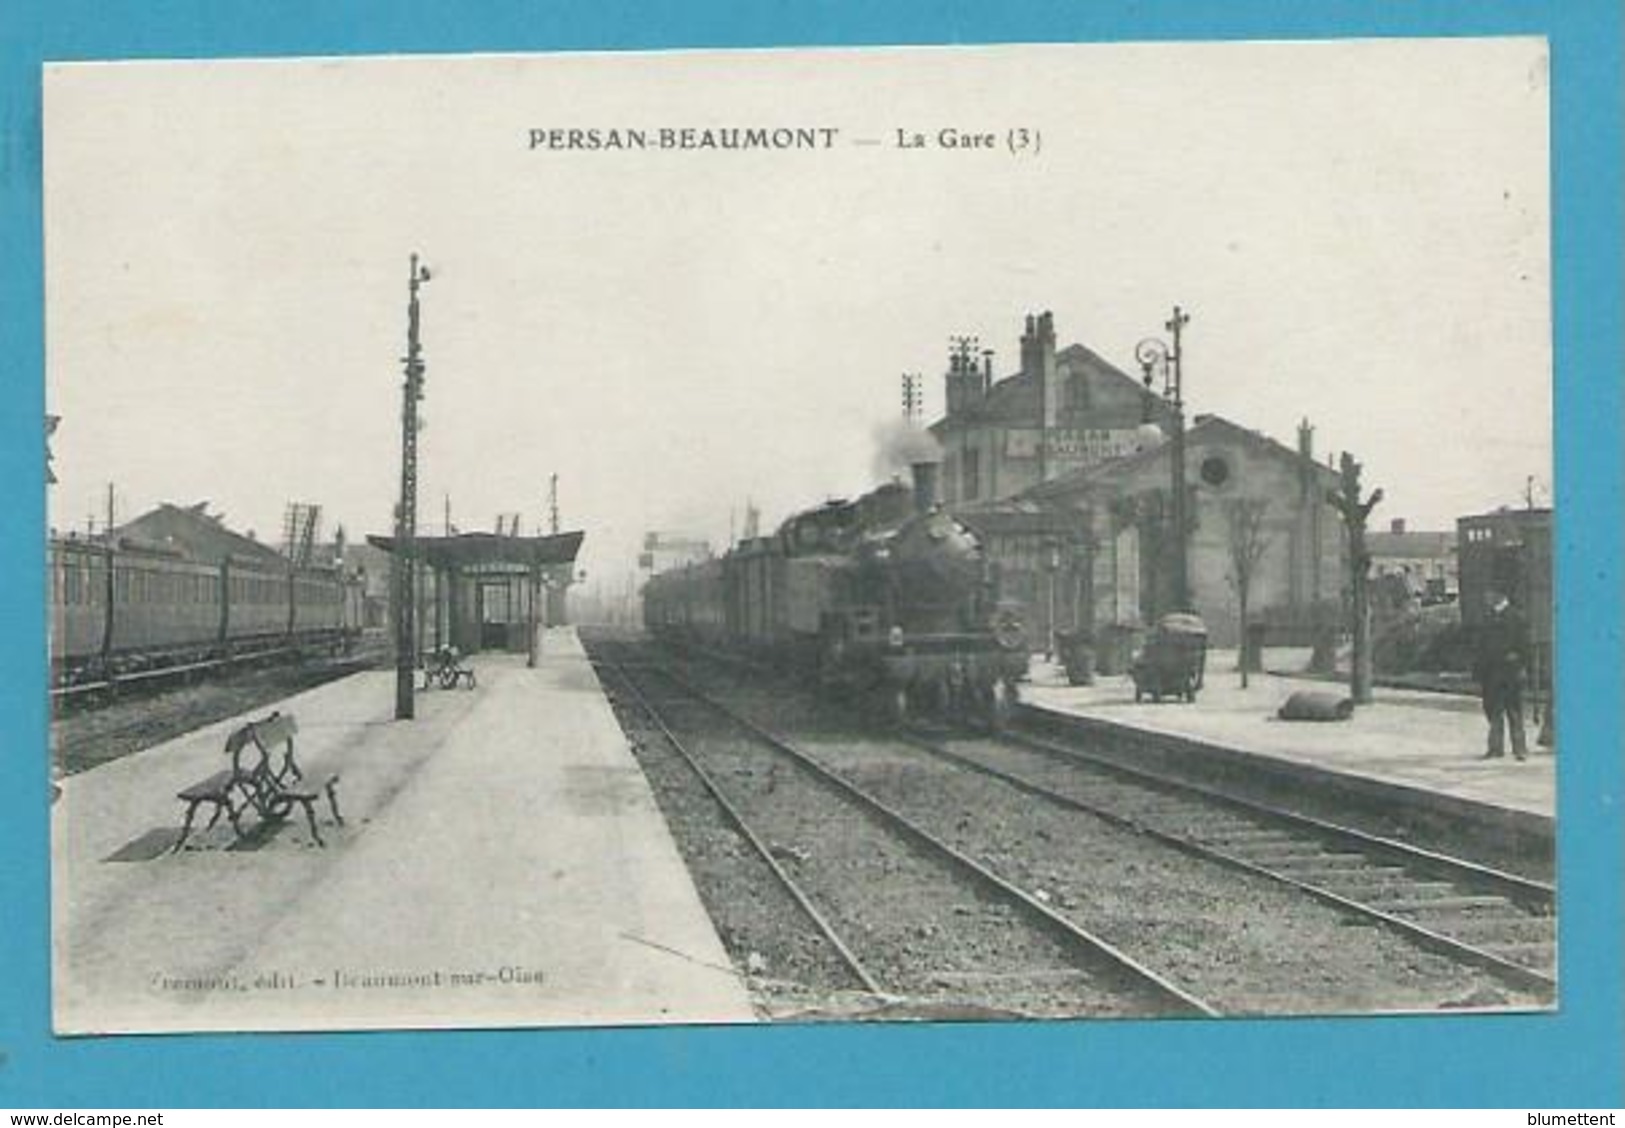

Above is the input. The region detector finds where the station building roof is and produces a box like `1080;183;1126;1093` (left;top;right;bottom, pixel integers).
115;502;289;567
366;530;585;570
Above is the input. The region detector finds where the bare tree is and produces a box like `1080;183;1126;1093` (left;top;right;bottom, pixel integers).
1225;498;1272;688
1328;452;1383;705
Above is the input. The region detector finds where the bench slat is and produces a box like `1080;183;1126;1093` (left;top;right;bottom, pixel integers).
254;715;298;745
177;769;238;801
277;772;340;801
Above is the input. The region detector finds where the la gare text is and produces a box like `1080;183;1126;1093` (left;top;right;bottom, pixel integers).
527;126;1039;154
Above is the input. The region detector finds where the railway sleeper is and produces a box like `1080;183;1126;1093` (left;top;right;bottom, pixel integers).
1472;940;1557;962
1078;788;1162;811
1435;916;1555;939
1196;832;1306;845
1310;876;1459;895
1186;827;1301;843
1369;895;1514;914
1247;852;1375;871
1226;852;1350;870
1119;799;1228;817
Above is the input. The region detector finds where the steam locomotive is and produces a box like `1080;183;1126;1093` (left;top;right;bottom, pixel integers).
49;535;364;691
642;463;1028;723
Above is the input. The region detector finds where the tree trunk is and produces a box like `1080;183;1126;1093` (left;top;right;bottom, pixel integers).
1351;562;1373;704
1238;592;1250;688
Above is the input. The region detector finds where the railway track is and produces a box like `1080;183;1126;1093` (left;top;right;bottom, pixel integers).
593;653;884;1012
596;633;1553;1014
662;636;1554;991
592;642;1221;1020
899;727;1556;999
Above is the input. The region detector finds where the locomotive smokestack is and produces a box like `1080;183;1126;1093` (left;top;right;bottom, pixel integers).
911;461;940;515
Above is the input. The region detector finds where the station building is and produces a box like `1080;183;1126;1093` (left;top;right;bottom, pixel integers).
929;312;1348;653
933;310;1178;506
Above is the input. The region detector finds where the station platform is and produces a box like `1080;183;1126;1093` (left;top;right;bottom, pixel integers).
52;627;756;1035
1021;649;1554;836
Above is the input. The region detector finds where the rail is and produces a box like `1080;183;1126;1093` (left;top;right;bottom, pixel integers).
906;725;1554;998
641;658;1221;1018
593;648;883;1000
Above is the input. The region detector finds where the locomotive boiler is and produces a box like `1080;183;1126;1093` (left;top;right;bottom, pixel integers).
644;462;1028;723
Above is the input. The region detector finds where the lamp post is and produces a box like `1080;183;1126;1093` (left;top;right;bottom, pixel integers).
1135;305;1192;616
1043;537;1063;659
527;556;541;669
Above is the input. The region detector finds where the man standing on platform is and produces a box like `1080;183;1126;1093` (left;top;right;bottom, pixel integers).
1474;590;1530;761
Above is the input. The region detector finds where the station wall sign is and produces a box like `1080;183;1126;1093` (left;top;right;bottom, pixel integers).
1005;427;1142;466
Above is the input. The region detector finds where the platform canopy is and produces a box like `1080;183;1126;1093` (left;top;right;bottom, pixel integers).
366;530;584;570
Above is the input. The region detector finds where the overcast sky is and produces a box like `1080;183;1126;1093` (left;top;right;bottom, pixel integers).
44;39;1550;598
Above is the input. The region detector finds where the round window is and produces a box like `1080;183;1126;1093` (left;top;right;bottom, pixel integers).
1200;455;1231;487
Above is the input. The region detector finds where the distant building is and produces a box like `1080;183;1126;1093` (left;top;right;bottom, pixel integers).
639;532;712;575
114;502;287;566
322;540;393;629
1368;519;1457;602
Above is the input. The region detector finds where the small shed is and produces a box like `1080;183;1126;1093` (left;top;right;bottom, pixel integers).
367;530;584;655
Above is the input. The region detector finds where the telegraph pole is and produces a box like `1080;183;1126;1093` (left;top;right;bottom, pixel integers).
1329;451;1383;705
1135;305;1192;615
1165;306;1190;613
394;254;431;720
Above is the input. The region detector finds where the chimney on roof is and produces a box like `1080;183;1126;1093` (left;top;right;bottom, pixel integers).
1020;310;1060;441
1390;518;1407;534
981;349;994;394
945;335;984;417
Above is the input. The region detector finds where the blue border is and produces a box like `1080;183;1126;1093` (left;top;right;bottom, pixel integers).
3;0;1620;1108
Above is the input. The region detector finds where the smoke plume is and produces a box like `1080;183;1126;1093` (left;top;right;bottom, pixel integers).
871;419;944;482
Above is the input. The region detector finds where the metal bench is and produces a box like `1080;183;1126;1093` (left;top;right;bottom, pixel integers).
172;711;343;851
421;647;477;690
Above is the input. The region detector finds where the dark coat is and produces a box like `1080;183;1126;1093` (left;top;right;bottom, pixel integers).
1474;604;1528;690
